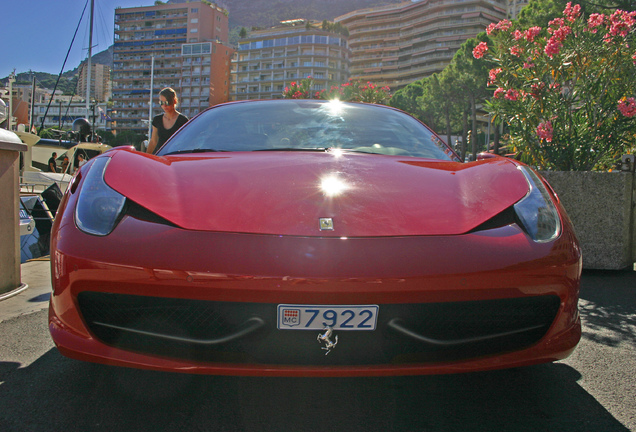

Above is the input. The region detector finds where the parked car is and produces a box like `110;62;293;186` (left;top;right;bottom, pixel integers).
49;100;581;376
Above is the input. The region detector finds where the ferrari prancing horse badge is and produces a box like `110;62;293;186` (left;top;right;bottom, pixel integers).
317;326;338;355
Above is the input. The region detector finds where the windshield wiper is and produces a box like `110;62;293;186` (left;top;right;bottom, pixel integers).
254;147;328;152
162;148;226;156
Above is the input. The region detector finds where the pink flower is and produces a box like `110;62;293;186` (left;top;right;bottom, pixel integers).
524;27;542;42
523;62;535;69
472;41;489;59
608;10;636;38
486;19;512;35
510;45;522;56
488;68;502;85
498;20;512;31
513;30;524;41
493;87;505;99
588;13;605;33
545;38;563;58
632;52;636;65
537;121;554;142
564;2;581;22
552;26;572;42
548;18;566;30
618;97;636;117
505;89;520;101
545;19;571;58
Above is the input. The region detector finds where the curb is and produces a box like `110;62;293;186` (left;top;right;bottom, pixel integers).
0;284;29;302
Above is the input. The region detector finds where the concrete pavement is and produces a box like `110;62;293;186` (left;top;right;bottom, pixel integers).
1;258;634;431
0;258;52;323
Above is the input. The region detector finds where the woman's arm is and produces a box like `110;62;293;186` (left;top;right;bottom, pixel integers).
146;126;159;154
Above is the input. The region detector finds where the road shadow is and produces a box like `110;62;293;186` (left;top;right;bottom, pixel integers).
0;349;629;432
27;293;51;303
579;269;636;348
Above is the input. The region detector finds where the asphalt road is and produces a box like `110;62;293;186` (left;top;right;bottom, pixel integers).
1;269;635;431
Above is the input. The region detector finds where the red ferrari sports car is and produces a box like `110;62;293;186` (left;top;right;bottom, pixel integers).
49;100;581;376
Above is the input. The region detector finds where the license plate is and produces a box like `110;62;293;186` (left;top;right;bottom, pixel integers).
277;305;378;330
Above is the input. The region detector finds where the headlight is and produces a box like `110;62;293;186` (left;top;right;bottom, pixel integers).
514;166;561;243
75;157;126;236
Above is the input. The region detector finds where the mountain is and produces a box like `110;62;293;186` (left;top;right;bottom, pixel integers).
3;71;78;95
91;45;114;68
219;0;405;29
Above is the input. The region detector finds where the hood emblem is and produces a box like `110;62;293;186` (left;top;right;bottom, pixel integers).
319;217;334;231
317;327;338;355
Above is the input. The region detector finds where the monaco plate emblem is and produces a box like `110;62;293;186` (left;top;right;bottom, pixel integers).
281;308;301;327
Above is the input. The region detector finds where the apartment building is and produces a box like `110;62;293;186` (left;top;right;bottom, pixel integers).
112;0;232;134
77;61;112;103
180;41;234;115
231;20;351;100
335;0;520;90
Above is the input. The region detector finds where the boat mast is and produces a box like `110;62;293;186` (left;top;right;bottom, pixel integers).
85;0;94;132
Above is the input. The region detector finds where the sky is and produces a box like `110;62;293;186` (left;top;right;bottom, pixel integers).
2;0;157;79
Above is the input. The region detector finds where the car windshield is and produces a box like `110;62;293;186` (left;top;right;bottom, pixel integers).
158;100;458;160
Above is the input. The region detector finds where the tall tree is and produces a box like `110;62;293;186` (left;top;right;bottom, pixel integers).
450;34;493;159
389;80;426;121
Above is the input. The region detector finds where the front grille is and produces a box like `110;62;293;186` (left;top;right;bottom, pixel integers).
77;292;561;365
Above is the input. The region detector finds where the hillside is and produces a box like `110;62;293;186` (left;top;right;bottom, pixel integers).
221;0;405;29
6;71;78;95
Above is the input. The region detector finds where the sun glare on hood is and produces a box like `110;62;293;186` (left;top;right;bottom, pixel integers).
325;99;345;116
320;175;348;197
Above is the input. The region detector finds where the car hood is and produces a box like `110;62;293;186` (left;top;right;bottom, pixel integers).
104;149;528;237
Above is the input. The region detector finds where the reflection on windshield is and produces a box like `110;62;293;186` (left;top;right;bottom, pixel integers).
158;100;458;161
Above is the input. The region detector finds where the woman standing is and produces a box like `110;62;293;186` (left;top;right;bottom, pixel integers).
146;87;188;154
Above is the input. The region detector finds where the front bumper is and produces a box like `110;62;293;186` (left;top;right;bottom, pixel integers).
49;216;581;376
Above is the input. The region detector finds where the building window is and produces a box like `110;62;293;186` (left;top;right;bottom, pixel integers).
182;42;211;56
